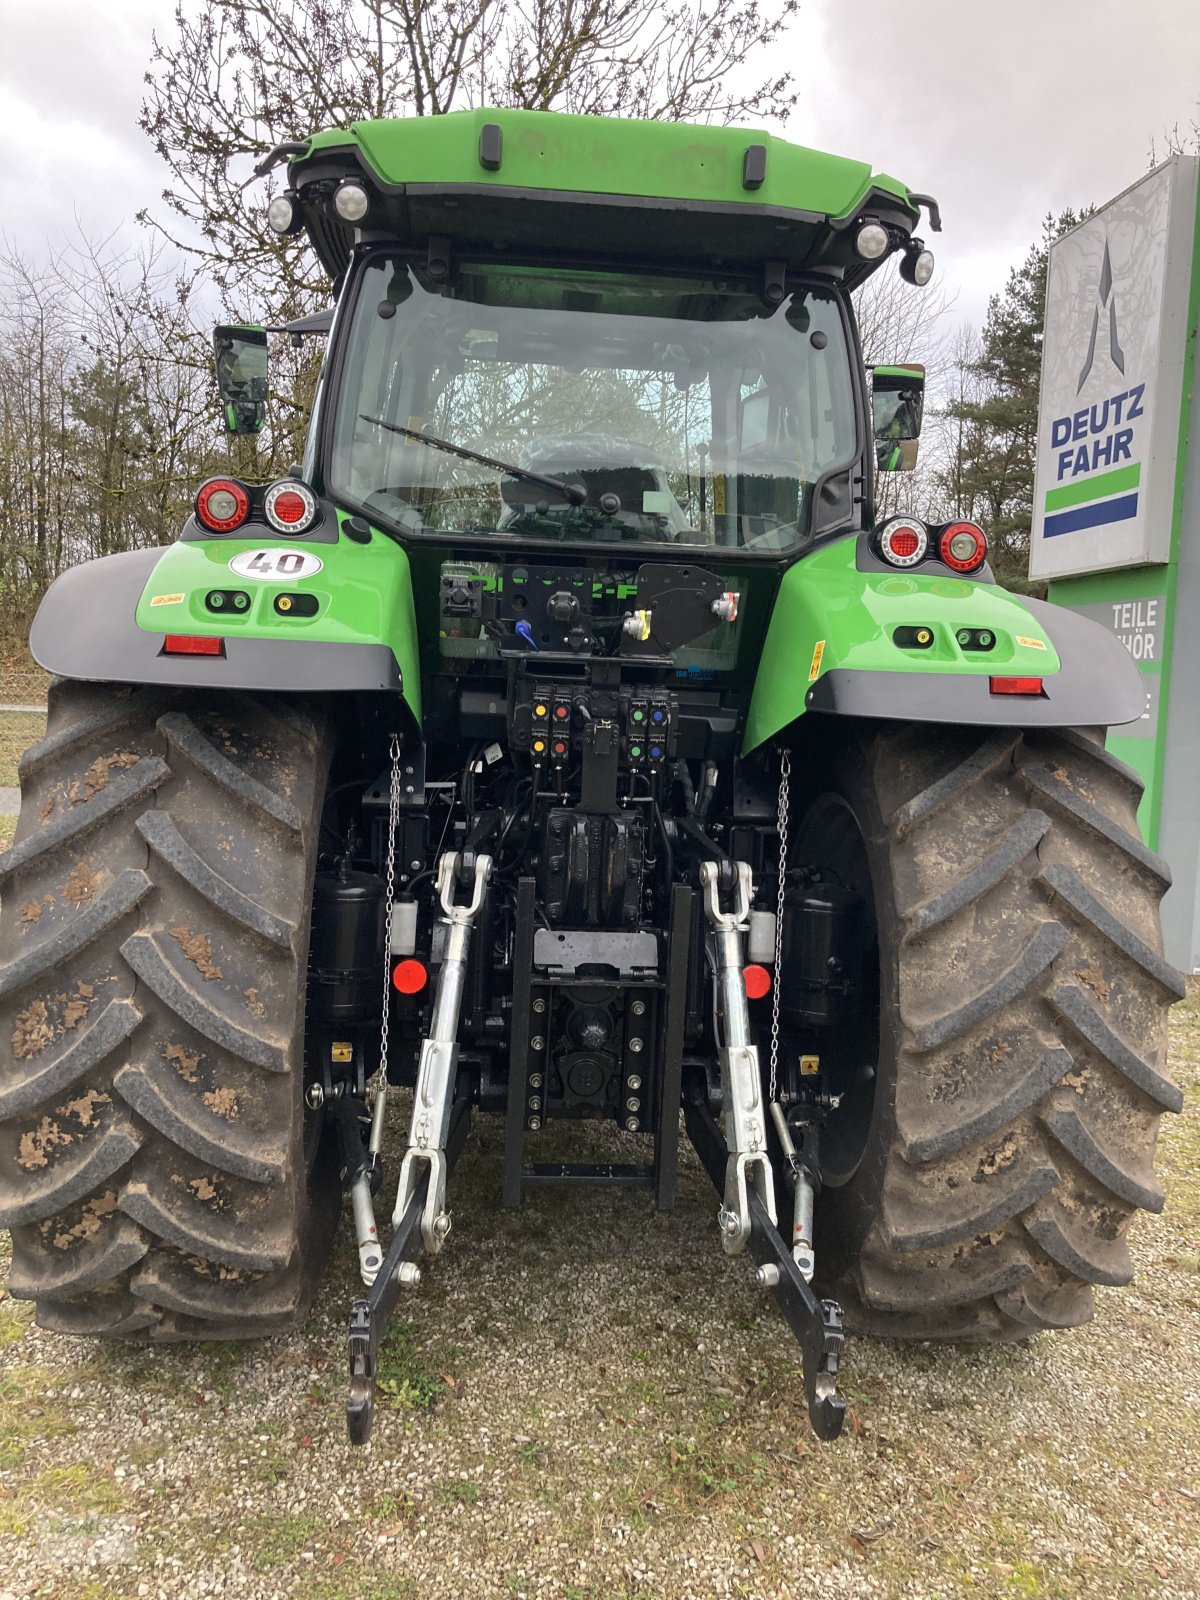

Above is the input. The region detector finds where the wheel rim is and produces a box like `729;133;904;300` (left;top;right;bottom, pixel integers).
788;792;881;1187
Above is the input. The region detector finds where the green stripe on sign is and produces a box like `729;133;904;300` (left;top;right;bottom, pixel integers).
1044;462;1141;513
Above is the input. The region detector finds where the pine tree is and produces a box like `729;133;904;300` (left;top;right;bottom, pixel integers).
939;210;1085;593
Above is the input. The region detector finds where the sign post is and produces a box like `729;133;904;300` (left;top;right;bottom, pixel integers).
1031;155;1200;971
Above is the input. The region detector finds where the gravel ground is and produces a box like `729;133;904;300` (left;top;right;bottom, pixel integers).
1;989;1197;1600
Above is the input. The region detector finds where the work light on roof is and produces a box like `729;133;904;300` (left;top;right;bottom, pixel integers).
267;194;302;236
333;181;370;223
901;245;935;287
854;222;890;261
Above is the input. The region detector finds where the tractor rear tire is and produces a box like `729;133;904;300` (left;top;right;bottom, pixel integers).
794;722;1185;1340
0;681;339;1340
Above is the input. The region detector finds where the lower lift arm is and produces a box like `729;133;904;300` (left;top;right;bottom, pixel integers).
695;859;846;1442
346;850;491;1445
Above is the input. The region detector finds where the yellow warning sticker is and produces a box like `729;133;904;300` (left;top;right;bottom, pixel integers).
808;639;826;680
1015;635;1047;650
150;593;185;607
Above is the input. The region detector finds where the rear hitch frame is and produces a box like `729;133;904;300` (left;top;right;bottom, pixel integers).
685;1095;847;1442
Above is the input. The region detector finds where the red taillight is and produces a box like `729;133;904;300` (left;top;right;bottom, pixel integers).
878;518;928;567
263;480;318;533
271;491;307;523
194;477;250;533
392;958;428;995
939;521;988;574
743;964;772;1000
990;676;1044;696
163;634;224;656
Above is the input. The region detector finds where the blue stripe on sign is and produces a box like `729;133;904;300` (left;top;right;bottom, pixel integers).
1042;492;1139;539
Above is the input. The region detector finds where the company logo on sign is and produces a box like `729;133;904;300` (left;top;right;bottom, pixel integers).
1030;157;1189;582
1076;239;1125;392
1042;238;1144;542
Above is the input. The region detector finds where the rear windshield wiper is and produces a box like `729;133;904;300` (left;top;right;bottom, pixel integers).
360;415;586;505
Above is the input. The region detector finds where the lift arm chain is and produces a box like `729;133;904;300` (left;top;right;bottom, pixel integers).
393;851;492;1255
349;734;405;1289
700;860;776;1253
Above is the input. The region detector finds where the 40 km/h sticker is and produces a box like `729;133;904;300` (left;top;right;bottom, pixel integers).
228;548;323;582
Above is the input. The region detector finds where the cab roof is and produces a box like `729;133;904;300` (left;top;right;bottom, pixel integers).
283;107;932;288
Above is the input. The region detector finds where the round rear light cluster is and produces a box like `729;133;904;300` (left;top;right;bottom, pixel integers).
939;522;989;574
878;517;928;567
195;478;251;533
263;480;319;533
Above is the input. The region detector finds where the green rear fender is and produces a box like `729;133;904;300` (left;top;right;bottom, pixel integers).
30;513;421;724
743;536;1143;751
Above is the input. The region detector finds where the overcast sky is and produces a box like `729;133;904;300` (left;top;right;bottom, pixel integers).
1;0;1198;333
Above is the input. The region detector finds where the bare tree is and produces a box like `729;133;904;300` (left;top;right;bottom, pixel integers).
854;265;957;521
140;0;800;310
930;322;988;523
0;234;228;637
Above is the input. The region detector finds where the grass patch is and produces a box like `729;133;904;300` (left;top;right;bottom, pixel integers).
376;1319;447;1410
0;1368;79;1471
437;1477;482;1507
27;1462;127;1516
0;1294;33;1347
367;1488;419;1525
248;1512;325;1570
295;1577;416;1600
0;711;43;788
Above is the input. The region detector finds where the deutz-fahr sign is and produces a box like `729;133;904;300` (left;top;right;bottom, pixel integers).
1030;159;1198;581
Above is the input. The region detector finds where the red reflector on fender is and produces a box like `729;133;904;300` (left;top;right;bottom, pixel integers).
990;676;1043;696
163;634;224;656
392;959;428;995
743;964;772;1000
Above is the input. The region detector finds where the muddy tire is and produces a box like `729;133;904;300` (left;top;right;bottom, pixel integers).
793;723;1185;1340
0;681;339;1340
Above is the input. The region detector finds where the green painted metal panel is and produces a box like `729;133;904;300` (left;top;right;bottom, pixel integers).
743;538;1058;752
1046;567;1169;845
304;108;913;222
134;515;422;721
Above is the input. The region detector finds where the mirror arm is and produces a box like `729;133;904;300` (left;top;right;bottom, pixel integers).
906;193;942;234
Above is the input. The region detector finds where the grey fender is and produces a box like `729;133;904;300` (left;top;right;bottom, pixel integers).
30;548;404;696
804;597;1146;729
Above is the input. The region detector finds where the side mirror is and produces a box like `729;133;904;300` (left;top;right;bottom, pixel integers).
739;386;773;451
213;325;269;435
871;364;925;473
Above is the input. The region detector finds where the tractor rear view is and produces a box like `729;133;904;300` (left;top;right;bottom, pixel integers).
0;110;1183;1443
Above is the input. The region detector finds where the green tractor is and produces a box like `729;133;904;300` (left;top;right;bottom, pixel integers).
0;110;1183;1443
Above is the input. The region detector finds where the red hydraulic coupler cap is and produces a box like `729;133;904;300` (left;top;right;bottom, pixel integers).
743;964;772;1000
392;959;428;995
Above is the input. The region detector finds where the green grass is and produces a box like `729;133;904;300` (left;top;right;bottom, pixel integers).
0;711;43;787
249;1512;325;1570
375;1319;448;1410
437;1478;482;1507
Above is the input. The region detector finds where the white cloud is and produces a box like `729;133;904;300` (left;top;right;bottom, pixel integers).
2;0;1199;332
